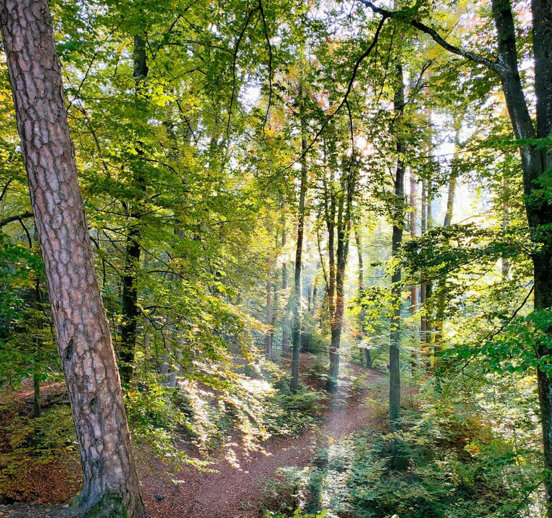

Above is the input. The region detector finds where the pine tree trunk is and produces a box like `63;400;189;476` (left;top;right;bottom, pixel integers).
0;1;146;515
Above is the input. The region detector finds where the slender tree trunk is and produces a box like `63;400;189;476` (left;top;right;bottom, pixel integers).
281;215;289;354
501;175;510;278
290;83;308;392
33;373;41;418
434;122;461;354
389;65;405;434
420;177;428;365
409;170;418;313
409;170;418;368
0;1;146;515
327;222;349;392
266;267;273;360
311;275;318;316
120;35;149;384
356;231;372;368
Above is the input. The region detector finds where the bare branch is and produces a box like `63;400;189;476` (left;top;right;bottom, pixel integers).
0;211;34;229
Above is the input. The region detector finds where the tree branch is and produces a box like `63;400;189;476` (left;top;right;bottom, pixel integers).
359;0;503;75
0;211;34;229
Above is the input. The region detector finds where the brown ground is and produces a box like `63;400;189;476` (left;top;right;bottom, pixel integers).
0;354;386;518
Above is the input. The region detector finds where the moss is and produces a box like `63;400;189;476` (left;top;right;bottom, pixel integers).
78;493;128;518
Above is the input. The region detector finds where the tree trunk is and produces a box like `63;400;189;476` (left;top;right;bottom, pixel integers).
420;177;429;364
409;169;418;368
434;122;461;353
33;373;41;418
327;222;349;392
290;83;308;392
389;65;405;435
119;35;148;385
281;216;289;354
356;230;372;368
266;270;273;360
490;2;552;510
0;1;146;515
409;170;418;313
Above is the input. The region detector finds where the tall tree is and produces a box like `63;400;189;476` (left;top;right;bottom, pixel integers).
361;0;552;510
119;34;148;384
323;147;355;393
434;119;462;352
356;229;372;368
290;82;308;392
389;65;406;433
0;0;146;515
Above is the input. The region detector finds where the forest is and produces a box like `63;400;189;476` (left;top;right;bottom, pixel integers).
0;0;551;516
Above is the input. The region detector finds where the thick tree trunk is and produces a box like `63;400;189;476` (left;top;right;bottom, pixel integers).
120;35;148;384
489;1;552;511
0;1;146;515
290;85;308;392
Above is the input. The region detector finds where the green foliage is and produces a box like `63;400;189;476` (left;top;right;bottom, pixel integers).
265;387;325;437
261;398;542;518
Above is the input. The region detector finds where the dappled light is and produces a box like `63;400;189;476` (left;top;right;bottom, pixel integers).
0;0;551;517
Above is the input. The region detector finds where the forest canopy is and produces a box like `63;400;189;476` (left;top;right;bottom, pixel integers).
0;0;551;517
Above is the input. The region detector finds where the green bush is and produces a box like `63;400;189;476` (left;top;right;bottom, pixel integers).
261;402;542;518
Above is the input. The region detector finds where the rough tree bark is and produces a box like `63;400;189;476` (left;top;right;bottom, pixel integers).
0;1;146;515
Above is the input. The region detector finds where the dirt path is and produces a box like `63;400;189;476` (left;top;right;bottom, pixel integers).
0;358;385;518
140;362;385;518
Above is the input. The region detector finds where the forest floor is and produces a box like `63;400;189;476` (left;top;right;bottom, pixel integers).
0;354;386;518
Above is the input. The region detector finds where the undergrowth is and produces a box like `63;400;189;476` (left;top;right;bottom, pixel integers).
261;399;543;518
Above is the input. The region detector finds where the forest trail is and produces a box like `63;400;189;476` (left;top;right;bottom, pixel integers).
0;355;385;518
140;355;386;518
